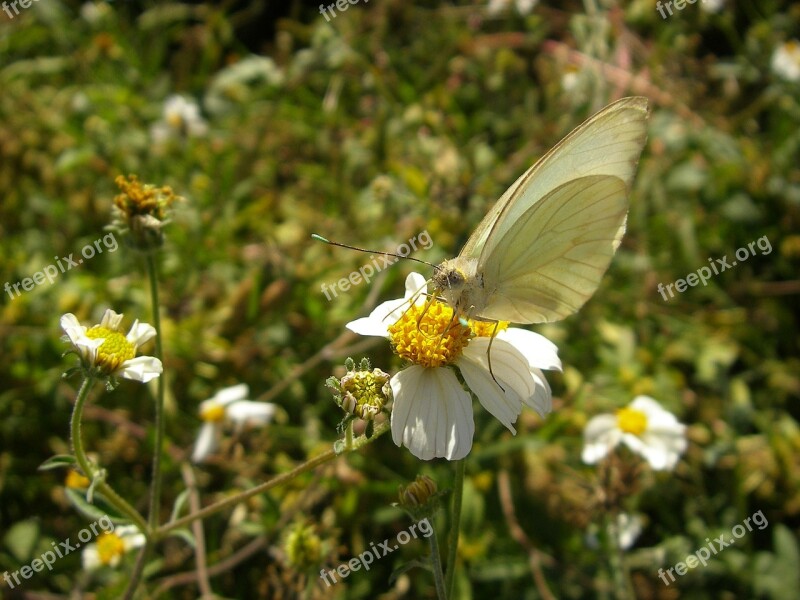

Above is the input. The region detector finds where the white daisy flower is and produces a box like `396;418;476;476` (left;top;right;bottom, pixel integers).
191;384;278;463
581;396;687;471
346;272;561;461
151;94;208;143
82;525;145;570
771;40;800;82
60;309;162;383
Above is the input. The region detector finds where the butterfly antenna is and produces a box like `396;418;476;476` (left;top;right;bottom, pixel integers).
312;234;441;272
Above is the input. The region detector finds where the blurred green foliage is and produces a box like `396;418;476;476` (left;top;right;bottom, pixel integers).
1;0;799;598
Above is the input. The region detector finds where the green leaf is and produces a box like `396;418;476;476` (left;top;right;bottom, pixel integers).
3;519;40;563
37;455;77;471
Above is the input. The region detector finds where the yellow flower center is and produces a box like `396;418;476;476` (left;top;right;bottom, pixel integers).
85;326;135;373
340;369;390;419
96;532;126;566
166;111;184;129
616;407;648;436
200;402;227;423
388;300;471;368
65;470;90;489
469;319;509;338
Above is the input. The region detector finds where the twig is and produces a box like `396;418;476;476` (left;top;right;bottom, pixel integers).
497;470;556;600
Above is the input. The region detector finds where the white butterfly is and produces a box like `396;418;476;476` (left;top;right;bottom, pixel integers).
432;96;649;324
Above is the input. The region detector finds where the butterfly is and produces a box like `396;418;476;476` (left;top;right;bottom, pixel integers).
431;96;649;324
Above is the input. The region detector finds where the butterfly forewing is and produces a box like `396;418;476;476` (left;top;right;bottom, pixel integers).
461;96;648;263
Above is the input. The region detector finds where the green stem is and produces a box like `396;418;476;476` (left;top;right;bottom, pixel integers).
70;376;150;535
444;459;465;599
146;253;166;530
428;522;448;600
157;420;391;538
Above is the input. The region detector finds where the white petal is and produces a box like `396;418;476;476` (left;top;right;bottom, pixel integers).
458;338;535;432
629;395;667;417
390;365;474;460
99;309;124;331
581;414;621;464
192;423;220;463
211;384;250;406
82;544;101;571
527;368;553;416
118;356;163;382
345;272;429;337
126;320;157;347
226;401;277;427
462;336;548;419
60;313;87;342
122;533;147;551
497;328;562;372
402;272;428;301
637;429;687;470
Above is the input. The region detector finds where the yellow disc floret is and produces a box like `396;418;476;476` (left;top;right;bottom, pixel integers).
469;319;509;338
96;532;126;566
616;407;648;436
85;326;135;373
199;402;227;423
388;300;471;368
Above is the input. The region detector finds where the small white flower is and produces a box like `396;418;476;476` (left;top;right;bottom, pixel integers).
487;0;538;16
82;525;145;570
771;40;800;82
346;273;561;461
586;513;643;551
701;0;725;14
582;396;687;471
151;94;208;143
191;384;277;463
61;309;162;383
613;513;643;550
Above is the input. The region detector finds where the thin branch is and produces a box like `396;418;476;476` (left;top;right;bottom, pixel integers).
497;470;556;600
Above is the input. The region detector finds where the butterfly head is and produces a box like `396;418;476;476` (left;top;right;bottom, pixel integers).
431;257;485;319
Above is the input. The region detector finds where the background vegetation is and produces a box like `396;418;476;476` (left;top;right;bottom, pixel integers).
1;0;798;598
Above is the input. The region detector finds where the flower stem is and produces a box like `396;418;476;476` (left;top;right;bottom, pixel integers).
70;376;149;534
157;420;391;538
444;458;465;599
428;522;448;600
146;253;166;530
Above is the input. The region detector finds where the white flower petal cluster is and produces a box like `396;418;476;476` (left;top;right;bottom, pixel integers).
192;384;277;463
61;309;162;383
347;273;561;461
582;395;687;471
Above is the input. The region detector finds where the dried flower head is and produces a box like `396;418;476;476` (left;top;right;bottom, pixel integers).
110;174;180;250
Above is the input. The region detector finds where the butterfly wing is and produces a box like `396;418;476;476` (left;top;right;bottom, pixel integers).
459;96;648;262
478;174;628;323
